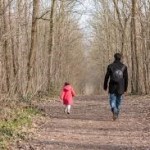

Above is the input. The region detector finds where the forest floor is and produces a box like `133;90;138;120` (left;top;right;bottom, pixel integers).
11;95;150;150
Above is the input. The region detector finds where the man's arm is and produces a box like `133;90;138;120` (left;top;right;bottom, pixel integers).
124;66;128;92
103;66;110;91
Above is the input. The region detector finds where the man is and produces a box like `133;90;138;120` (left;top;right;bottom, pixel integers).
104;53;128;120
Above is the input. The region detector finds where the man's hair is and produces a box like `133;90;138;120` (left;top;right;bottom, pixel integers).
114;53;122;61
64;82;70;86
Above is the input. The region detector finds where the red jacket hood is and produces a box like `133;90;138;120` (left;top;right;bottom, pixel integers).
63;85;72;91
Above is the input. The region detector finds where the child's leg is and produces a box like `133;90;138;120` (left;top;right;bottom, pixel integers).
67;105;71;114
64;105;68;113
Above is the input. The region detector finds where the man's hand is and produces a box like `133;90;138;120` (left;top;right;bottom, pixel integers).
104;88;107;91
124;92;128;96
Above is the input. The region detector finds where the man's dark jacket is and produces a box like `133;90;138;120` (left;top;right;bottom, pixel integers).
103;60;128;95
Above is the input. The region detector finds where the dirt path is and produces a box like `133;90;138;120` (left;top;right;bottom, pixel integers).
15;95;150;150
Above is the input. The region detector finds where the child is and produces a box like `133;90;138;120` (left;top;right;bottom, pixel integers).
60;82;76;114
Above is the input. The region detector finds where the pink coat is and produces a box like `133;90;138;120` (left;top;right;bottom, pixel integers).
60;85;76;105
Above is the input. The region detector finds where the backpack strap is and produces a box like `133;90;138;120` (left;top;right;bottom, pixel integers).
121;65;126;72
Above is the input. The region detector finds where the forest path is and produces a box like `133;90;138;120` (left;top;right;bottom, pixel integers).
15;95;150;150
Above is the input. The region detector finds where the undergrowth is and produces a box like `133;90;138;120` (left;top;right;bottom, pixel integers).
0;101;40;149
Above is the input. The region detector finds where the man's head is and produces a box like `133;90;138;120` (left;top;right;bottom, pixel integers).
114;53;122;61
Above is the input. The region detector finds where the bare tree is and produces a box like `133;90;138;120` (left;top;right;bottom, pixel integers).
27;0;39;93
130;0;139;93
47;0;56;91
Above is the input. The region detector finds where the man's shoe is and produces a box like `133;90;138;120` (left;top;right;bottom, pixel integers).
112;108;118;121
113;113;117;121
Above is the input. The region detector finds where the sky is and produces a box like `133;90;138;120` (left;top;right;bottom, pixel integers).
41;0;94;28
78;0;95;45
77;0;94;27
41;0;95;42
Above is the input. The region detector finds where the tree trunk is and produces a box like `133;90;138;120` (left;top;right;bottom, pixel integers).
8;0;18;94
113;0;128;54
131;0;139;94
47;0;56;91
2;0;10;93
26;0;39;93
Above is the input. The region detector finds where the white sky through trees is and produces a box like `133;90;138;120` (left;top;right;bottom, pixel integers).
77;0;95;46
41;0;94;31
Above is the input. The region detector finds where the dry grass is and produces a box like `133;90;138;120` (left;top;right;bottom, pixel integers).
0;94;40;149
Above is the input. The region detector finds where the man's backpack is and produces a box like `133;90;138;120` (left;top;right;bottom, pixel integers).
111;65;125;82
